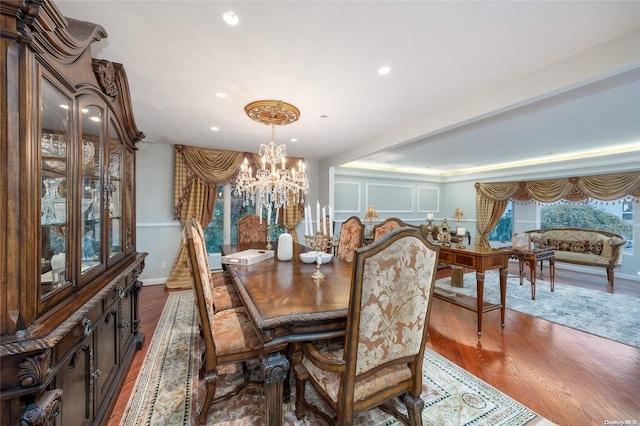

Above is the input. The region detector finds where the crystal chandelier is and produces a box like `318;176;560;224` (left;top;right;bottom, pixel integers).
235;100;309;209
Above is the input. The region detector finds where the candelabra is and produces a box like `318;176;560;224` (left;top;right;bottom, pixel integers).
265;224;273;250
304;232;334;279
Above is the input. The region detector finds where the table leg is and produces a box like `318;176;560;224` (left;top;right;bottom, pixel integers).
499;268;507;329
475;271;485;338
518;259;524;285
262;352;289;426
549;258;555;292
529;257;537;300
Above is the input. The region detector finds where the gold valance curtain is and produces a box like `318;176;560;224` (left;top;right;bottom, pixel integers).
166;144;305;289
474;172;640;247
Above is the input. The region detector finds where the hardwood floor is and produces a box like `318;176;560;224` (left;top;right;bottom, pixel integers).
107;264;640;425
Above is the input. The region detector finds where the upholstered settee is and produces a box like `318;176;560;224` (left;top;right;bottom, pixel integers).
524;228;626;287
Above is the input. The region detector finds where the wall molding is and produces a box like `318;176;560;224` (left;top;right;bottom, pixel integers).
136;222;182;228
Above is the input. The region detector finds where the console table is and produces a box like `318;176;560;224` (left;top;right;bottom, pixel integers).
434;245;513;338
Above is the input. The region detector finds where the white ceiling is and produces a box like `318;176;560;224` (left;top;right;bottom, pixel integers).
55;1;640;178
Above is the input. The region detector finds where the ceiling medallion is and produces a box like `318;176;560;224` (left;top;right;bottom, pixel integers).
244;100;300;126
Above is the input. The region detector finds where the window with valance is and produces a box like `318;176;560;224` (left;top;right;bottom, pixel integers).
475;172;640;247
166;144;306;289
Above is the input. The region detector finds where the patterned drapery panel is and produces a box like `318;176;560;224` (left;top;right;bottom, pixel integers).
475;172;640;247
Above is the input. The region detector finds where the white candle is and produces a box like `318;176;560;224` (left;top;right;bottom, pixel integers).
307;205;312;235
316;201;321;233
329;206;333;238
275;207;279;225
303;206;308;235
322;206;327;235
427;213;434;220
259;203;263;224
267;205;272;225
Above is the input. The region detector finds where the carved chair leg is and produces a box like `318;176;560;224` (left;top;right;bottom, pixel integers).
197;372;218;425
403;393;425;426
293;363;308;419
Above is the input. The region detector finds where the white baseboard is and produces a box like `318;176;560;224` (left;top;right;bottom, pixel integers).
141;277;168;285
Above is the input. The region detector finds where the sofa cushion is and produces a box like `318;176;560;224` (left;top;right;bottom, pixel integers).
553;251;611;266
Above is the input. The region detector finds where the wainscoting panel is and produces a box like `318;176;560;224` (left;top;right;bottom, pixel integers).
367;183;413;213
334;181;362;213
417;186;439;212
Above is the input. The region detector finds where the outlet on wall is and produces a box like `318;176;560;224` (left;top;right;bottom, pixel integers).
161;261;167;269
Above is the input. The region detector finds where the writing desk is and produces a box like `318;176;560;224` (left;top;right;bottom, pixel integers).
220;242;352;426
435;245;513;338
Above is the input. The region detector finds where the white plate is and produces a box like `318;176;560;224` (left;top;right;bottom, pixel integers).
300;251;332;264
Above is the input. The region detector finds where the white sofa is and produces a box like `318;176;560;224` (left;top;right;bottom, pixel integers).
524;228;626;287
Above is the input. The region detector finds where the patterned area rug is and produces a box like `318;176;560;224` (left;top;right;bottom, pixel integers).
435;270;640;348
121;291;554;426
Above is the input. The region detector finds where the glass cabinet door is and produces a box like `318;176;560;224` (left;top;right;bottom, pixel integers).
80;105;104;276
40;79;71;298
107;119;123;260
123;147;135;254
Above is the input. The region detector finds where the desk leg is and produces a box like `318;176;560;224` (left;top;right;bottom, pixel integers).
262;352;289;426
475;271;485;338
500;268;507;329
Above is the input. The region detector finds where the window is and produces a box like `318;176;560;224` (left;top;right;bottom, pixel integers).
540;199;633;254
203;183;285;253
488;200;513;244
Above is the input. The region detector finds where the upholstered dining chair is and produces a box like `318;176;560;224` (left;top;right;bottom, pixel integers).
237;214;268;244
294;228;440;426
184;222;264;425
336;216;365;262
188;218;242;312
372;217;406;242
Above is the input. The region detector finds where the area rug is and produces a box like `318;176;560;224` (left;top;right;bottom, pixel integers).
121;291;554;426
435;270;640;348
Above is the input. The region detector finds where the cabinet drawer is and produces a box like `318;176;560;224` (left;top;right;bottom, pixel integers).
54;303;101;364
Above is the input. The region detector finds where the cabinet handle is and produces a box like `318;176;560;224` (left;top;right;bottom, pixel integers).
116;287;125;299
82;318;92;337
92;369;102;379
120;321;130;329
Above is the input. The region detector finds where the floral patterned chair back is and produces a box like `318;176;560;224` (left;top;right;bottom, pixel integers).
237;214;267;244
337;216;365;262
295;228;440;424
372;217;406;242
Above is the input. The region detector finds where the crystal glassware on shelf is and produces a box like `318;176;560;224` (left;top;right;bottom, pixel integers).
41;177;65;225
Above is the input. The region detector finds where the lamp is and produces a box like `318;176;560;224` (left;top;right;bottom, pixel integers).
363;206;379;237
452;207;465;227
235;100;309;210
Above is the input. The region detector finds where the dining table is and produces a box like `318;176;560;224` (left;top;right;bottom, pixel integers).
220;242;353;426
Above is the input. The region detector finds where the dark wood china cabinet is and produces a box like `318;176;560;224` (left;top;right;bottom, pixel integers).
1;1;147;424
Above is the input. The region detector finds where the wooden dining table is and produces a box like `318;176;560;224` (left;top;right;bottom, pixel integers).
220;242;353;426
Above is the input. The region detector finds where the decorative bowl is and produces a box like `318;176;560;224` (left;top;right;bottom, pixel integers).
300;251;332;264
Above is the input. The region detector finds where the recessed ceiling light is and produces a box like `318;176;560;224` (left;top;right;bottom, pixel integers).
210;126;219;132
378;66;391;75
59;104;69;109
215;92;226;98
290;138;297;142
223;11;239;26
